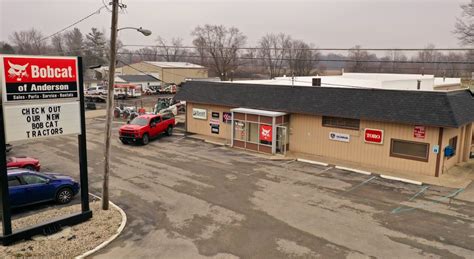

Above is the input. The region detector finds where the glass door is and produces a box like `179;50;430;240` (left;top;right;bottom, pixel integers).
276;126;287;155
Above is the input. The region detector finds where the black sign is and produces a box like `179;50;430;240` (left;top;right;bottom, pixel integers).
212;112;219;119
211;124;219;134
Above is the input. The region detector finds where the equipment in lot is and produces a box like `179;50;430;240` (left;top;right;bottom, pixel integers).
114;105;139;120
7;169;80;208
118;113;175;145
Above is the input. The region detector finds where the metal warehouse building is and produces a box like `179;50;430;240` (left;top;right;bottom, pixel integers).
175;75;474;177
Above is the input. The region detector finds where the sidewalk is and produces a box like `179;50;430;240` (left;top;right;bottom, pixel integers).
287;151;473;189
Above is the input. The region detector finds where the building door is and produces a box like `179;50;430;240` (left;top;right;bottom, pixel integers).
276;126;287;155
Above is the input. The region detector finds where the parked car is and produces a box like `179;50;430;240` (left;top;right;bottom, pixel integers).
7;169;80;208
7;156;41;171
85;86;106;95
118;113;175;145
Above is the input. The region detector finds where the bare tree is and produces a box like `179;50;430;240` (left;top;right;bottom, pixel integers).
50;34;65;54
135;47;159;61
413;44;440;75
288;40;319;76
9;28;47;54
348;45;373;72
192;24;247;81
258;33;292;78
454;0;474;46
64;28;84;56
156;36;188;62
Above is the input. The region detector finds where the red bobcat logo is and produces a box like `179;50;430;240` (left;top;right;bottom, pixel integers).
7;61;29;81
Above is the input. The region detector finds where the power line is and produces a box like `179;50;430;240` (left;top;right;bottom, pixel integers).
41;6;107;42
116;52;474;65
123;44;474;52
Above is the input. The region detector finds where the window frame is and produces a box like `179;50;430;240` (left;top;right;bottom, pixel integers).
390;139;430;162
448;136;458;159
322;116;360;130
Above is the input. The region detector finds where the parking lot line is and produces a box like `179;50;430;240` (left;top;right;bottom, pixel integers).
342;176;377;194
391;187;465;214
391;186;430;214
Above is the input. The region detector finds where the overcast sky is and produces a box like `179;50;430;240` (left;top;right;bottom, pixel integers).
0;0;468;50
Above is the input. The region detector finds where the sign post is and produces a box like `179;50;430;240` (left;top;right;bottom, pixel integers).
0;55;91;245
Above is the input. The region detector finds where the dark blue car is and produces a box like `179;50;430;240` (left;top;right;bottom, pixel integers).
7;169;80;208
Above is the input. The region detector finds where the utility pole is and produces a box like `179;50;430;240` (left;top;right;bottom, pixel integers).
102;0;119;210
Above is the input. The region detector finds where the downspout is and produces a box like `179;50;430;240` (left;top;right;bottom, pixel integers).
435;127;444;177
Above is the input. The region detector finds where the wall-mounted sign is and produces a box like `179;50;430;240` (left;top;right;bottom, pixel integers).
212;112;219;119
414;125;426;139
211;124;219;134
209;118;220;125
329;132;350;142
223;112;232;124
2;56;79;102
364;128;384;144
192;108;207;120
260;125;273;142
4;102;81;142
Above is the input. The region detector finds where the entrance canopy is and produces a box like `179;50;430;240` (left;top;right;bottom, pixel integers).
230;108;288;155
230;108;287;117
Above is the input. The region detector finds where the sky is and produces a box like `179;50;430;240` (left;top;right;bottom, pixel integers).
0;0;469;51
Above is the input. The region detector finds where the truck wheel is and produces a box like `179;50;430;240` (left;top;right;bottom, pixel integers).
141;133;149;145
121;139;129;145
166;126;173;136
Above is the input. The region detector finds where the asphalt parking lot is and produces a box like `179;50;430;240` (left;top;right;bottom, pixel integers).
8;117;474;258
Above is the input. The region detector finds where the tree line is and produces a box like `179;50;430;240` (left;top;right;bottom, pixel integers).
1;22;473;80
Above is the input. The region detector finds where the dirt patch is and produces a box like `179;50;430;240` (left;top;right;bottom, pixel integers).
0;200;123;257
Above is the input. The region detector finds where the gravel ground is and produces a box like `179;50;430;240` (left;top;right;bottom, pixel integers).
0;199;123;257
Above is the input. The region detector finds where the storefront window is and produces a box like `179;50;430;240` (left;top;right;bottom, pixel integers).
390;139;429;162
234;121;246;141
247;122;259;143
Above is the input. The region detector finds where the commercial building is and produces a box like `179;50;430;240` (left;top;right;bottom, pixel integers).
120;61;208;85
175;74;474;177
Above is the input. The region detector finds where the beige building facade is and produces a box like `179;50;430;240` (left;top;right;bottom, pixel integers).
120;61;208;85
177;81;474;178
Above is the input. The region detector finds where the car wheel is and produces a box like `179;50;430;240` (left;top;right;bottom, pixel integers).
141;133;149;145
166;126;173;136
121;139;129;145
24;165;36;171
56;188;73;204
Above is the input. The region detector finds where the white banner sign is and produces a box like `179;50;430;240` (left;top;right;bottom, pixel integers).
329;132;350;142
4;102;81;142
192;108;207;120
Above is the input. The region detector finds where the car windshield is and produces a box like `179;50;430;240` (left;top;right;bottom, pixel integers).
130;117;148;126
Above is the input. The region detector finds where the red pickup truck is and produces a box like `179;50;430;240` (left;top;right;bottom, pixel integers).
119;113;175;145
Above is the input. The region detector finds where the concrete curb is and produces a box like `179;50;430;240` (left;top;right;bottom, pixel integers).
205;140;227;146
75;194;127;259
380;175;423;186
296;158;329;167
335;166;372;176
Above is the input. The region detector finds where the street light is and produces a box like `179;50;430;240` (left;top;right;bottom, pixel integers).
117;26;152;36
102;0;151;210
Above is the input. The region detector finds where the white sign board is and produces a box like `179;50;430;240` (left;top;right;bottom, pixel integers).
329;132;350;142
192;108;207;120
4;102;81;142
